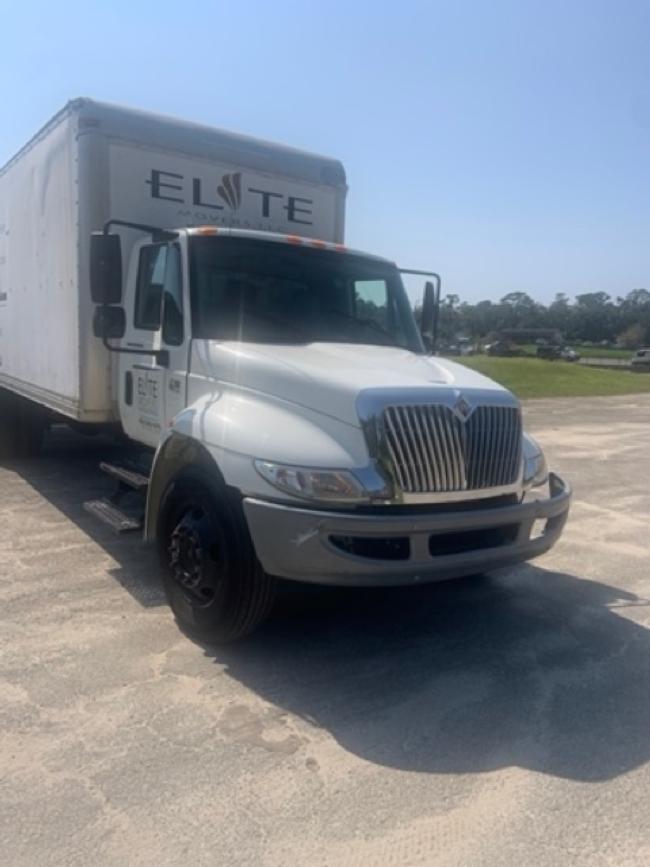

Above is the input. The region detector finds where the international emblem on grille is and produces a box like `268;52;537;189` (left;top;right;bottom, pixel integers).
382;403;522;494
453;394;473;421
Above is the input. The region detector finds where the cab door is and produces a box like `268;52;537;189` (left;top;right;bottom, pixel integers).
119;241;188;448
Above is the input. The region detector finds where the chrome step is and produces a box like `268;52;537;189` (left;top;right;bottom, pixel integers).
83;498;143;534
99;461;150;491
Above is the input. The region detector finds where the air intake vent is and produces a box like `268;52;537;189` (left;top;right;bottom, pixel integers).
383;404;522;494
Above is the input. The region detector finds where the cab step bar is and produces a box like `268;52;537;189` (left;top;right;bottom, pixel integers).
99;461;150;491
83;498;143;534
84;458;151;534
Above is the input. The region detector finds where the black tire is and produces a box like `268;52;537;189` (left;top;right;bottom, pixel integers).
0;391;45;460
0;415;18;461
17;400;46;457
157;469;275;643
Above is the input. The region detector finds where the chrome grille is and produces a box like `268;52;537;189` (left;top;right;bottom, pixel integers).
383;404;522;493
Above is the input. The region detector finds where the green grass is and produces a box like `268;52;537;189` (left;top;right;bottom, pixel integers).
457;355;650;399
573;345;634;359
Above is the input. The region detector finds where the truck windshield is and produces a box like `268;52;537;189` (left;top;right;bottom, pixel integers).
189;237;424;352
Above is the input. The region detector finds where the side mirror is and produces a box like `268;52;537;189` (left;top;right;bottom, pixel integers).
90;233;122;304
93;305;126;340
421;281;435;339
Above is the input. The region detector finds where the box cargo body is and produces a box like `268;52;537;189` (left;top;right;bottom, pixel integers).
0;99;347;421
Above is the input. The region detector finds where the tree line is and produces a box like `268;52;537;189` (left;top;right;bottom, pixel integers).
430;289;650;347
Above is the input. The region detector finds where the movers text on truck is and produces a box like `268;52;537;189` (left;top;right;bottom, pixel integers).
0;99;571;641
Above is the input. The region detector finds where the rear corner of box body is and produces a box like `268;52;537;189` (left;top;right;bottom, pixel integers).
75;115;116;422
0;108;85;418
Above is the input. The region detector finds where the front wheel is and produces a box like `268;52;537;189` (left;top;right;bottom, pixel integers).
157;471;275;643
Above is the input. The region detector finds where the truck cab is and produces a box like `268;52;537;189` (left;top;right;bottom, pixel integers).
115;227;424;450
88;224;571;642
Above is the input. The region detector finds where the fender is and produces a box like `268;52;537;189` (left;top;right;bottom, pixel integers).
145;389;369;540
176;387;368;467
144;432;224;541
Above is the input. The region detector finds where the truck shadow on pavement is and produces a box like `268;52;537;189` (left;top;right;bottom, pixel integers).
10;430;650;783
213;567;650;783
7;427;165;608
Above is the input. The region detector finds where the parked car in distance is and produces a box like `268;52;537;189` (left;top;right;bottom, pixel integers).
631;348;650;372
440;343;462;356
536;344;562;360
485;340;524;357
536;344;580;362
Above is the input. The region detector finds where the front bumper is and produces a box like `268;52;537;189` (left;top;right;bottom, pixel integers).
243;473;571;587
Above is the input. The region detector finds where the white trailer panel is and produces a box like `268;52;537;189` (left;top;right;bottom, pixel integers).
0;112;85;416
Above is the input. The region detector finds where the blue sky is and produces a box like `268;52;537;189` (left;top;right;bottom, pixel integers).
1;0;649;303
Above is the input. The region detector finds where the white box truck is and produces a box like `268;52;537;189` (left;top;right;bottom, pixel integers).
0;99;570;641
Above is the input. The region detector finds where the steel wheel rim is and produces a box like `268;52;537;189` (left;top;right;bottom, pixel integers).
168;503;226;609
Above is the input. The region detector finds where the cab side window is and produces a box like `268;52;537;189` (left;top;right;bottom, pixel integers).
134;245;167;330
162;244;184;346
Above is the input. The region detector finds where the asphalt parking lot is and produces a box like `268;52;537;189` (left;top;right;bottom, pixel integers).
2;394;650;867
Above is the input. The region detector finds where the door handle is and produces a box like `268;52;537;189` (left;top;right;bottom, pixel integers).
124;371;133;406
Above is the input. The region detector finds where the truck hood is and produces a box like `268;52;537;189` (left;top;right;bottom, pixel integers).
192;341;513;426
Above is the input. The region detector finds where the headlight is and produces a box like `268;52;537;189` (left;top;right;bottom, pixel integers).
522;433;549;488
254;460;368;503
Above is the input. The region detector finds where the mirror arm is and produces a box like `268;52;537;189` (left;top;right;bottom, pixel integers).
431;277;441;355
399;269;441;282
103;219;178;243
101;335;169;368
